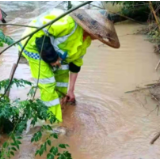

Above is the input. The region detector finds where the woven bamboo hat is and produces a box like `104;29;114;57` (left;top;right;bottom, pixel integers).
70;9;120;49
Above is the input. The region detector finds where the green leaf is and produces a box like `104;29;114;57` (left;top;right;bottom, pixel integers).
16;140;22;144
65;144;69;147
47;153;54;159
59;144;67;149
31;137;34;143
38;144;46;156
11;142;16;146
58;154;66;159
2;142;8;148
47;140;51;146
31;117;37;126
11;147;17;151
17;136;22;139
50;147;58;155
57;146;71;158
10;151;14;156
52;133;58;139
49;116;57;124
63;151;72;159
31;131;42;143
48;125;53;130
35;150;39;156
0;41;4;47
38;131;42;139
39;148;43;156
15;144;19;150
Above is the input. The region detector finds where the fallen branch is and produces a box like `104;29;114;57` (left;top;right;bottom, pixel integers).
125;82;160;93
145;83;160;86
125;87;153;93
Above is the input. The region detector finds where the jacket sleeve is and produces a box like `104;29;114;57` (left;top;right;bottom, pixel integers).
69;62;81;73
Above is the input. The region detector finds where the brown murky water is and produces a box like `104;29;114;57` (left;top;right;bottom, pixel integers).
1;2;160;159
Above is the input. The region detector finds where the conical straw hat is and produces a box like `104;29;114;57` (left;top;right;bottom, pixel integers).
70;9;120;49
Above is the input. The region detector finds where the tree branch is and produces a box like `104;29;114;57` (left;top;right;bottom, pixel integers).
0;23;38;28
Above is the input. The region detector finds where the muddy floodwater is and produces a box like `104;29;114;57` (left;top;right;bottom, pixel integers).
1;1;160;159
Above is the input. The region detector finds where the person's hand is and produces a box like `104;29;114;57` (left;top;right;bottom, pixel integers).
50;57;62;67
62;90;75;104
67;90;75;102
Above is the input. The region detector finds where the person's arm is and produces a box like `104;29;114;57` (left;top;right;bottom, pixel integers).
67;72;78;102
62;62;81;103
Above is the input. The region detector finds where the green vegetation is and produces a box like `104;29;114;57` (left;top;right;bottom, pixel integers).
0;32;72;159
0;78;72;159
106;1;160;22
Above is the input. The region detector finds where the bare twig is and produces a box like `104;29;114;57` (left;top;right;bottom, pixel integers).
32;38;44;100
126;82;160;94
125;86;153;93
146;105;159;117
146;89;160;117
146;83;160;86
0;23;38;28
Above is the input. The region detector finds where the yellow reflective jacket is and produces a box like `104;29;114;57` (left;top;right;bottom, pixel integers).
18;9;91;122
